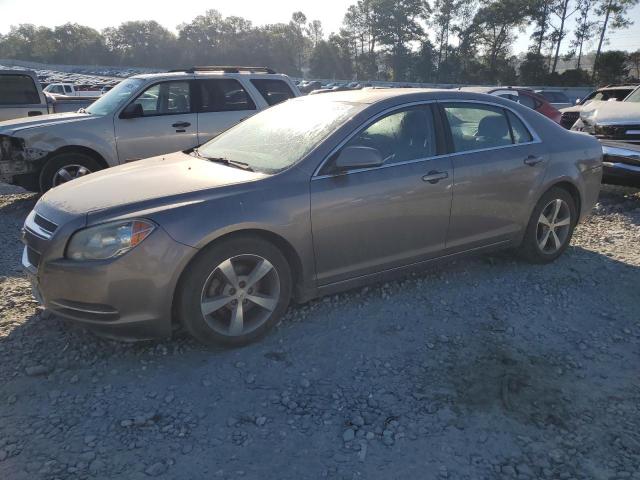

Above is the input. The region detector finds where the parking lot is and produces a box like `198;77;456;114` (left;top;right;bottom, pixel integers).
0;184;638;479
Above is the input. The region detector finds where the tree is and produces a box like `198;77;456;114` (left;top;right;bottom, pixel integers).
430;0;462;79
470;0;530;82
628;50;640;80
519;52;549;84
592;0;639;77
309;38;352;78
530;0;554;56
307;20;324;47
549;0;578;74
594;49;629;83
570;0;598;69
289;11;308;72
104;21;177;67
373;0;430;81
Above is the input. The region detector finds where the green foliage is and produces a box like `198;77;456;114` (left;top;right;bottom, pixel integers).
594;50;630;84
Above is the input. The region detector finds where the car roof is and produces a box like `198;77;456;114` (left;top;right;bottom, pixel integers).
286;88;521;106
598;85;637;90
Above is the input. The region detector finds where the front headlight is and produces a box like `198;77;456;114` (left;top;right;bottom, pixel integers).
66;220;155;261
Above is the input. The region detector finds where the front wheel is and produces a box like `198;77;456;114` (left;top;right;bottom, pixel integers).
176;236;292;346
518;187;577;264
39;152;102;192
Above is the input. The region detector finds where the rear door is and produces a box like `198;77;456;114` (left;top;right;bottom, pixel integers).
439;102;548;251
194;78;257;144
0;74;48;121
114;80;198;162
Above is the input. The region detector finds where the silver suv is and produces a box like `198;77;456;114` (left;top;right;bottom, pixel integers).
0;66;300;191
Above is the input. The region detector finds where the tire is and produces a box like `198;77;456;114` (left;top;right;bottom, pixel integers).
176;236;292;346
518;187;577;264
39;152;102;192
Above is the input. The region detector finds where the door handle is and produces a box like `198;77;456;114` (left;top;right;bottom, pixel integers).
524;155;543;166
422;170;449;184
28;111;43;117
172;121;191;128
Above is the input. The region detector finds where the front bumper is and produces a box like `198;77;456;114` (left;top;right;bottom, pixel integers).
601;142;640;186
0;134;48;184
22;215;196;340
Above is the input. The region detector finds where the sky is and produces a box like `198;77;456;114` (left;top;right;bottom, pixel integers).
0;0;638;55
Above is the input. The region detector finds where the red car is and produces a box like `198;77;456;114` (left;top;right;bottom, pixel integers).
459;87;562;124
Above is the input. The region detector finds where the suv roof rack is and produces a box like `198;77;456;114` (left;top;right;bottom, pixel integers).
169;66;277;74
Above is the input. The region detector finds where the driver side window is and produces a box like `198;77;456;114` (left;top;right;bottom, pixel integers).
342;106;437;166
129;81;192;117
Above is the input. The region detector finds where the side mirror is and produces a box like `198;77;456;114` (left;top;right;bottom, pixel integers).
120;102;143;119
334;146;384;171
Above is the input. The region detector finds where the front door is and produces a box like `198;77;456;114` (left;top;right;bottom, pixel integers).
115;80;198;163
440;102;548;251
310;105;453;286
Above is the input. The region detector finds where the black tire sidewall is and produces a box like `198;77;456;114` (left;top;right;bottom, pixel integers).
39;153;102;192
177;236;292;347
520;187;577;264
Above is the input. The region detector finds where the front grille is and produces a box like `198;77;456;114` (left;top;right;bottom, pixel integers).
560;111;579;129
26;246;41;267
595;124;640;143
33;214;57;235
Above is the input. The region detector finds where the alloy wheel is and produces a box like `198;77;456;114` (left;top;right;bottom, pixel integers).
200;254;280;336
52;164;92;186
536;198;571;254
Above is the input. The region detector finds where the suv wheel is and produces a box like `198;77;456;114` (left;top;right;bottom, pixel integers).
40;152;102;192
518;187;577;264
176;236;292;346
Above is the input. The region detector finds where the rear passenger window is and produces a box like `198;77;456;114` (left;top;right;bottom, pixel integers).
250;79;295;106
507;111;533;144
198;79;255;112
518;93;537;110
443;104;512;152
0;75;40;104
343;106;437;165
130;81;192;116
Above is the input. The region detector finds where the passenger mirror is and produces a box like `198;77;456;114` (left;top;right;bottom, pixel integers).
334;146;384;171
120;103;143;119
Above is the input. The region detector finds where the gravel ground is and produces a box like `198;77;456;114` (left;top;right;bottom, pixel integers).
0;184;639;480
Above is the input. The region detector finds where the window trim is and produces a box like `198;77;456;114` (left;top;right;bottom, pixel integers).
312;99;541;180
119;80;195;119
195;78;257;113
313;101;441;179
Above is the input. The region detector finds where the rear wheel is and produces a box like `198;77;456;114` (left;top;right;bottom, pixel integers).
518;187;577;263
39;152;102;192
176;236;292;346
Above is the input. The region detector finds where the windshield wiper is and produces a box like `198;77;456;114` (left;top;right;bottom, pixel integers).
192;149;254;171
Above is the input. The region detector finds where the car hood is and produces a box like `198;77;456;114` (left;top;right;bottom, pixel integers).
0;112;96;135
580;101;640;124
37;151;267;219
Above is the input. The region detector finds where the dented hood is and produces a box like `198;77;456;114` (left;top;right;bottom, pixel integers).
0;112;98;135
37;151;266;218
581;101;640;125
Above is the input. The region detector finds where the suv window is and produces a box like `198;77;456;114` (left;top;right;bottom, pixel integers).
0;75;40;104
444;104;513;152
64;85;73;94
342;106;437;165
250;79;295;106
130;81;191;116
197;79;255;112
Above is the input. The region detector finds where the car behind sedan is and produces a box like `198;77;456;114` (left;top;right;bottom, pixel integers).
22;89;603;345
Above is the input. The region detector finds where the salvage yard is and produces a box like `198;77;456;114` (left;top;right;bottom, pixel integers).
0;185;639;479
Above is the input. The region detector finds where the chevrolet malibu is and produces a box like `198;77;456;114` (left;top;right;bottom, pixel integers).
21;89;603;345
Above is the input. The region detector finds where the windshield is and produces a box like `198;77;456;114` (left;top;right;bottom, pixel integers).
86;78;145;116
197;99;361;173
625;88;640;102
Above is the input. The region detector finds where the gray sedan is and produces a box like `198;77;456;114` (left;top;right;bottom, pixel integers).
21;89;603;345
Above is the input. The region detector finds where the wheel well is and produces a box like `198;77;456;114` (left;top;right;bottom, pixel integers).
49;146;109;170
551;181;581;215
170;229;306;326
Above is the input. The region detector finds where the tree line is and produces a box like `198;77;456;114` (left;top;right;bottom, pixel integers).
0;0;638;86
